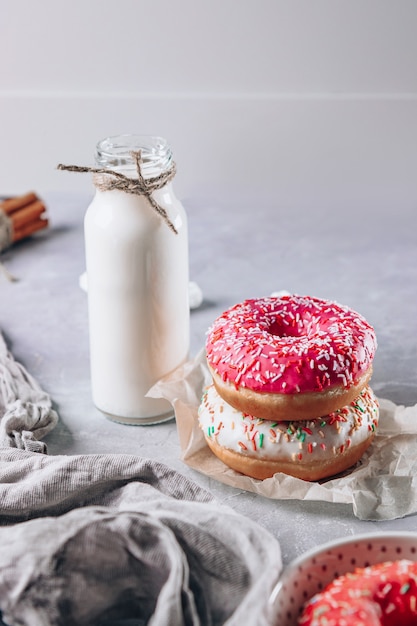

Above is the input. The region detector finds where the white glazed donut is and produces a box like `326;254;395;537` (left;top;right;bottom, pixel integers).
198;384;379;481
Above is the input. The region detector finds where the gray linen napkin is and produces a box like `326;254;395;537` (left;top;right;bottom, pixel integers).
0;450;282;626
0;333;58;451
0;334;282;625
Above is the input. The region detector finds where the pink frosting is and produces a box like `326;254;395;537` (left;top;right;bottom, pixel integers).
206;295;377;395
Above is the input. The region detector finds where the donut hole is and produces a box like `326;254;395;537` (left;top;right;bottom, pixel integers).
267;320;301;338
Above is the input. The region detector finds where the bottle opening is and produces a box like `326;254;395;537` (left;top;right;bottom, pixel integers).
95;135;173;178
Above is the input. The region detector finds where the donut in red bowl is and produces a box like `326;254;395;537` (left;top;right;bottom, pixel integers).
205;295;377;421
298;559;417;625
270;533;417;626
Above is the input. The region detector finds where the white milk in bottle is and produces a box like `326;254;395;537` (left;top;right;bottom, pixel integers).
84;135;189;424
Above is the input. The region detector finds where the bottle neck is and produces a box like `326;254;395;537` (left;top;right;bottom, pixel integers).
95;135;174;179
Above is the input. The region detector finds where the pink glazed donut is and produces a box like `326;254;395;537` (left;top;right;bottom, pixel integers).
299;560;417;626
206;295;377;421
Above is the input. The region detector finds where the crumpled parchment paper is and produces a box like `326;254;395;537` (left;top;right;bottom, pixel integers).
149;348;417;522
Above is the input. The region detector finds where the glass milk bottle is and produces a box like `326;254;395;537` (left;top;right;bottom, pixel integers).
84;135;189;424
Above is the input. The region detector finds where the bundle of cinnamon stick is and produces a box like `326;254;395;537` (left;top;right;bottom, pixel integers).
0;192;49;243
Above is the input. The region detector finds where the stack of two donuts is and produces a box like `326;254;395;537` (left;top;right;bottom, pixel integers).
198;295;379;481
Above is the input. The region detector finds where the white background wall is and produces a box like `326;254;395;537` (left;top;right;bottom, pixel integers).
1;0;417;211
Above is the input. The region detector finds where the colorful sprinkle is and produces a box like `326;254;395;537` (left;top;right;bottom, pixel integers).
206;295;376;395
198;384;379;474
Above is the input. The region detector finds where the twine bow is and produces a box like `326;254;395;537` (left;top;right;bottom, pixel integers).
58;151;178;234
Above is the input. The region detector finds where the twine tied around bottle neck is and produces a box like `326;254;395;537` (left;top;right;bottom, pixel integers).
57;151;178;234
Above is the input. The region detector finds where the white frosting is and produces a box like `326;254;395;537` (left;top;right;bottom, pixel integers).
198;384;379;463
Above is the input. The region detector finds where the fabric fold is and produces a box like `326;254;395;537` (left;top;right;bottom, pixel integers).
0;334;58;453
0;449;282;626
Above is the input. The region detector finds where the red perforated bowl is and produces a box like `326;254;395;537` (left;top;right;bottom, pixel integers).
269;532;417;626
